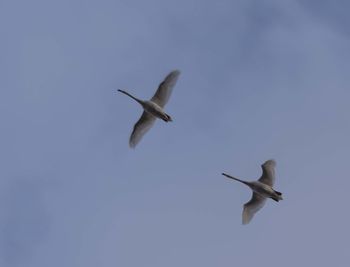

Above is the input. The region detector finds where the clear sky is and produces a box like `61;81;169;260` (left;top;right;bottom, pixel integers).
1;0;349;266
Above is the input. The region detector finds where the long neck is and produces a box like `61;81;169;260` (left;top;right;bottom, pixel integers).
117;89;143;105
222;173;249;186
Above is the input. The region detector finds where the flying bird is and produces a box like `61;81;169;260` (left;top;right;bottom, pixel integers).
222;159;282;225
118;70;180;148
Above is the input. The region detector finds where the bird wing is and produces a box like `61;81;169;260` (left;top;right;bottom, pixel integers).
258;159;276;187
150;70;180;107
242;193;267;225
129;111;156;148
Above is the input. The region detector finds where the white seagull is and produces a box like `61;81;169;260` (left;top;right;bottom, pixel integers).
222;159;282;225
118;70;180;148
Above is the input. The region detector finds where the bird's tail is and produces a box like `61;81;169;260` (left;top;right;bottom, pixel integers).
271;197;280;202
273;190;283;201
162;114;172;122
274;190;282;196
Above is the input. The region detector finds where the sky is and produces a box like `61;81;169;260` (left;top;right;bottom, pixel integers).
1;0;350;266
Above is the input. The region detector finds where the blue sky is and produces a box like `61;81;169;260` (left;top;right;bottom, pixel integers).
1;0;349;266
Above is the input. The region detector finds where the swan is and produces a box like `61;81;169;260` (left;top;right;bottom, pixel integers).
118;70;180;148
222;159;282;225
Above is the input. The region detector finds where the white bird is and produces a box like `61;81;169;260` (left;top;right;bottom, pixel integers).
222;159;282;225
118;70;180;148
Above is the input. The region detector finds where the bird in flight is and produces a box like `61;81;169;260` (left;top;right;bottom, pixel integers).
222;159;282;225
118;70;180;148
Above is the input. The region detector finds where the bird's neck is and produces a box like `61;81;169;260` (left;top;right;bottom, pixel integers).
118;90;143;105
222;173;250;186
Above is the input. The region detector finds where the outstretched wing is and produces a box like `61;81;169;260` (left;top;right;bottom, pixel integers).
129;112;156;148
258;159;276;187
151;70;180;107
242;193;267;225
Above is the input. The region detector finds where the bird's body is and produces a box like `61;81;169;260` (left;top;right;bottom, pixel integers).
142;100;172;122
222;159;282;224
247;181;282;202
118;70;180;147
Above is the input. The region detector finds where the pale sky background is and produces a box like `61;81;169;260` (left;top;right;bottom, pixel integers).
1;0;350;266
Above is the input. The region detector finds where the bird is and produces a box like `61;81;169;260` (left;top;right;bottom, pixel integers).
222;159;282;225
117;70;180;148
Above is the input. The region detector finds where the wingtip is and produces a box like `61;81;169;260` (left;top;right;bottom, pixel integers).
242;214;252;225
262;159;276;167
129;142;136;149
170;69;181;76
